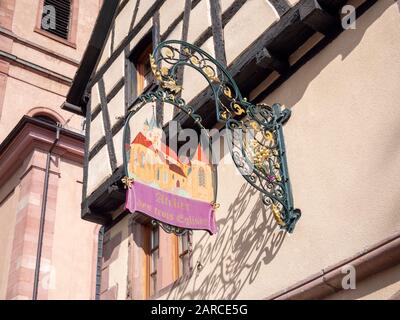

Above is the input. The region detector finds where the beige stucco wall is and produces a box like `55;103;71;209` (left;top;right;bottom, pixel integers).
159;0;186;35
48;158;97;299
87;147;112;196
89;110;105;151
106;214;131;300
326;264;400;300
224;0;279;65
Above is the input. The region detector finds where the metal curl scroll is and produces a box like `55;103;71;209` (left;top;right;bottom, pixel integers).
125;40;301;233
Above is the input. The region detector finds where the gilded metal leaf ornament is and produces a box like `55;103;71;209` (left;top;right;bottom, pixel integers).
190;55;200;65
232;103;246;116
220;111;228;120
149;54;162;81
211;202;221;210
224;86;232;98
272;204;285;226
149;54;181;94
264;131;274;142
163;47;174;59
249;121;260;130
161;79;182;93
160;67;169;76
203;66;219;82
121;176;134;189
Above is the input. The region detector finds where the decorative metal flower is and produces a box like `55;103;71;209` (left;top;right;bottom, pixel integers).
121;176;134;189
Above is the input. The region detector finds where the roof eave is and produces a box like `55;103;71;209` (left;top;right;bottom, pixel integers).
63;0;120;116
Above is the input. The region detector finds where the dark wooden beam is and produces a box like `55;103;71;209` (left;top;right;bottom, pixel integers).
82;96;91;204
160;0;202;42
194;0;247;48
181;0;191;43
108;77;125;103
210;0;227;68
315;0;348;14
98;78;118;172
81;206;111;225
62;102;83;115
65;0;120;112
91;105;101;120
81;96;111;225
153;10;164;125
91;77;125;122
110;25;115;54
117;0;130;15
111;118;125;137
84;166;126;220
129;0;141;31
269;0;291;16
299;0;340;35
256;47;289;74
89;136;106;162
173;0;192;116
160;11;184;42
152;12;161;50
173;0;352;131
124;47;132;114
254;0;378;102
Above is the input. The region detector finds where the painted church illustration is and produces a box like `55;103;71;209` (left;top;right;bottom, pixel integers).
128;113;214;203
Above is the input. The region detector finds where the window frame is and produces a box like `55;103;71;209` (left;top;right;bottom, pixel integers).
127;33;154;106
135;43;153;95
146;224;159;299
174;232;192;280
34;0;79;48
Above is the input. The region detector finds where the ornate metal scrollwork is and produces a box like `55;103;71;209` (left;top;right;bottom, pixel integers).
126;40;300;233
226;103;301;232
151;219;191;236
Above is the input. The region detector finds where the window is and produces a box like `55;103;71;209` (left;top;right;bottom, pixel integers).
34;114;58;125
147;225;159;298
127;223;192;299
41;0;72;40
176;233;191;278
135;43;153;95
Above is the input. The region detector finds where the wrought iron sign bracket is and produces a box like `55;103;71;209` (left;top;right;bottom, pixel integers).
123;40;301;234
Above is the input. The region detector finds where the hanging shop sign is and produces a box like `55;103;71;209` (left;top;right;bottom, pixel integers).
122;40;301;235
123;112;217;235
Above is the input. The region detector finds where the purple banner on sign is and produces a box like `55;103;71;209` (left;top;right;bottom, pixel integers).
125;181;217;235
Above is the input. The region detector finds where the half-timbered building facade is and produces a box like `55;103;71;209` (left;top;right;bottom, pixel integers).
64;0;400;300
